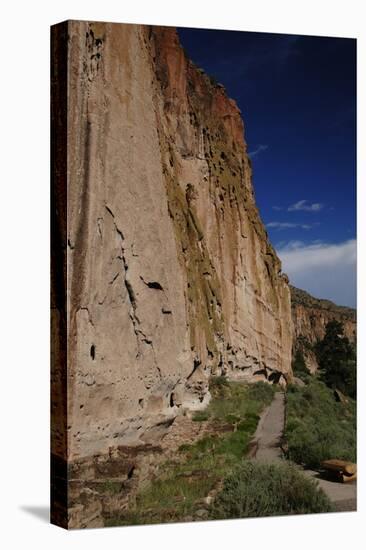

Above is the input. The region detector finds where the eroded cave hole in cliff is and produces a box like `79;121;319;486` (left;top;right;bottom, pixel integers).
254;368;268;379
147;280;164;291
268;371;281;384
90;344;96;360
187;358;201;380
127;465;135;479
169;392;175;407
140;275;165;291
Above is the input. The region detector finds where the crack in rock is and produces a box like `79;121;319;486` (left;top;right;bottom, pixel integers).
78;306;95;327
105;206;161;363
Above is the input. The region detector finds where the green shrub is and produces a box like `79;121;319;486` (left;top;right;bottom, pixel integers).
286;379;356;468
237;413;259;433
298;335;313;351
192;410;210;422
210;460;334;519
246;381;275;403
205;379;274;426
209;375;229;387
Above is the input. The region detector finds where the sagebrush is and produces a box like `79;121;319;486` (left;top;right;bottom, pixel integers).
285;379;356;468
210;460;334;519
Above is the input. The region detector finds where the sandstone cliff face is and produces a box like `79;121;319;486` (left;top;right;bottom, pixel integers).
61;21;292;462
291;286;356;372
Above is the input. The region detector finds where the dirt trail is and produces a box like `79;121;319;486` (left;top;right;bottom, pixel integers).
252;391;285;462
252;390;356;512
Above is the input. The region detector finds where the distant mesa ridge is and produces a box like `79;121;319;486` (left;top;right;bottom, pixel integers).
290;285;356;320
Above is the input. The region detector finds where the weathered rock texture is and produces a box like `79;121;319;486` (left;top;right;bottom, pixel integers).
291;286;356;372
51;20;293;527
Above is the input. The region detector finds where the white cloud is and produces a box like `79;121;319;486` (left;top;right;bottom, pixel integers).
288;199;323;212
276;239;306;250
267;221;316;230
276;239;356;308
248;144;268;158
272;206;283;211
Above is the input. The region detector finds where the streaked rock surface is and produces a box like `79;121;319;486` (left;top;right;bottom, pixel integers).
53;21;293;464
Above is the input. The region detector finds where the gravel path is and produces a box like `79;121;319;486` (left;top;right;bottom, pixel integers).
252;391;285;463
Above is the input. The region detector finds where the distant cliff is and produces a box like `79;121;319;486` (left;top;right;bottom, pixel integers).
291;285;356;372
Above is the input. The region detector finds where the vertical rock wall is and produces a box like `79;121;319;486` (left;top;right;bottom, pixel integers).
61;21;292;461
151;28;292;389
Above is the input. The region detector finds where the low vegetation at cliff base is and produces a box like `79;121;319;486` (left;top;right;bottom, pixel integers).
193;377;275;427
210;460;334;519
105;379;274;526
285;379;356;469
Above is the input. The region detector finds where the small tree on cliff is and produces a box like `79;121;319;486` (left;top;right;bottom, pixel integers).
315;320;356;398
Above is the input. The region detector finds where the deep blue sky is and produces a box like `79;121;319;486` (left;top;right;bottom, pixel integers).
178;27;356;307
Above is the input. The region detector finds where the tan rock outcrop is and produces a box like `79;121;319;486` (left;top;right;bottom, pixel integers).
291;286;356;372
52;21;293;466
